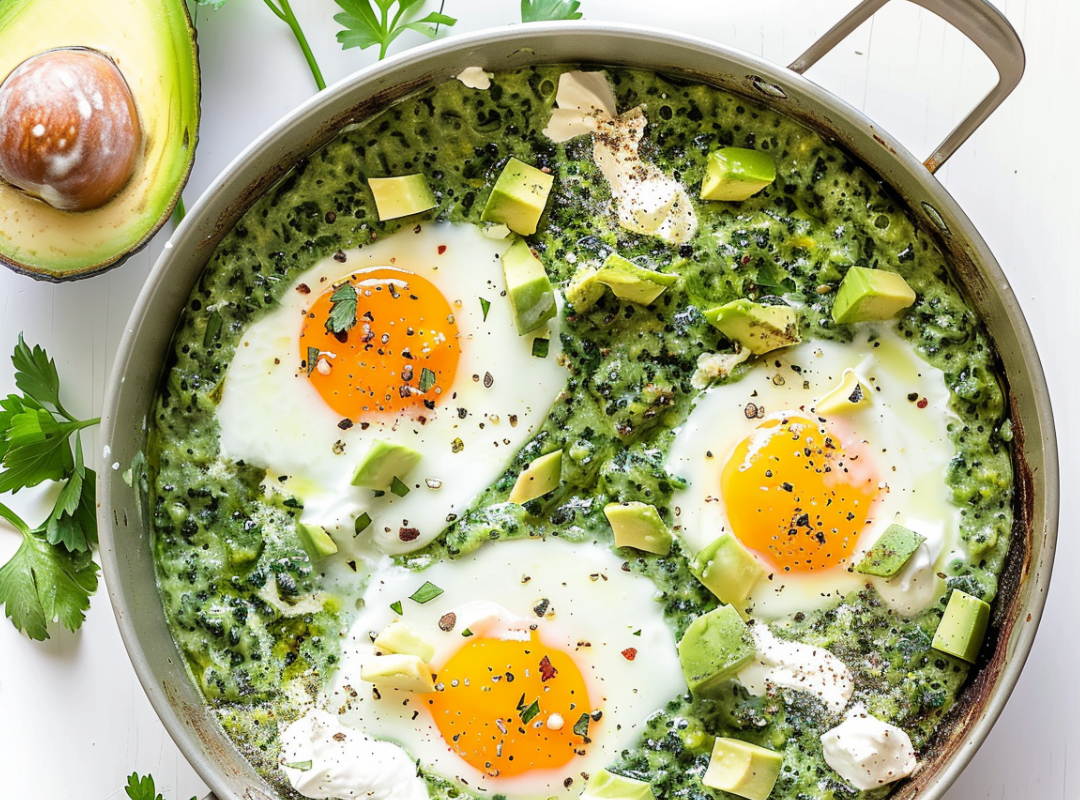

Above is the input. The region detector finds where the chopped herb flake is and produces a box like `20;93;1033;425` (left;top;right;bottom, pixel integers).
462;628;474;637
531;338;550;358
419;367;437;392
284;760;313;772
573;712;590;738
390;476;410;497
306;346;320;376
326;283;358;334
390;600;403;615
354;512;372;536
520;698;540;725
409;581;443;604
480;297;492;321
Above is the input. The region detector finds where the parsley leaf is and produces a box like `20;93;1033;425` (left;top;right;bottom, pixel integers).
520;698;541;725
124;772;198;800
0;526;98;641
409;580;443;604
754;260;797;295
325;283;359;334
334;0;457;60
521;0;583;22
418;367;437;392
573;711;590;737
0;335;101;639
479;297;491;321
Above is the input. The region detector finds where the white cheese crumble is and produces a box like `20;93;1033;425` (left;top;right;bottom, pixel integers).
820;705;917;790
737;623;854;713
279;708;427;800
455;66;491;90
543;71;698;244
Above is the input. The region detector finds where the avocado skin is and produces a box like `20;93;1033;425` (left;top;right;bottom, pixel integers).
0;0;200;280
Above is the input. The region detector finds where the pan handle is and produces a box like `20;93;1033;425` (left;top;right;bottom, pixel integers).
788;0;1024;173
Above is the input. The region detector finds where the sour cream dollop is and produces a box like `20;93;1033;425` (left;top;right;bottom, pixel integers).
736;623;854;713
279;708;427;800
820;706;917;790
543;71;697;244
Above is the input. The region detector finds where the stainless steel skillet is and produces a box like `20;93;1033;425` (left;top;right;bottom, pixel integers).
99;1;1058;798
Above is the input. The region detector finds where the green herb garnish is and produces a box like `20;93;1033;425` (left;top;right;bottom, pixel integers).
409;581;443;604
531;338;550;358
391;600;404;615
520;698;541;725
333;0;457;60
203;310;223;348
521;0;582;22
462;628;473;637
419;367;437;392
390;476;410;497
326;283;359;334
354;512;372;535
283;760;313;771
480;297;491;321
306;346;320;376
573;712;590;737
198;0;325;90
124;771;197;800
0;335;101;641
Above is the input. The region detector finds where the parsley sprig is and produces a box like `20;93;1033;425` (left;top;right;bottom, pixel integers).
326;283;359;334
334;0;457;60
124;772;197;800
198;0;326;90
521;0;583;22
0;335;101;641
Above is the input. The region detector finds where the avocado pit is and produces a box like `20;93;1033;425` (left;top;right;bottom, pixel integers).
0;47;142;212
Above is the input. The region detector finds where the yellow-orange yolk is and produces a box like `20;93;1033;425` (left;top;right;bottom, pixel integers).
425;633;594;778
721;414;880;573
298;267;459;419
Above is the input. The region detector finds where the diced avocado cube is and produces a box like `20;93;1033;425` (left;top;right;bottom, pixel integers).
297;522;337;560
855;524;926;578
831;266;916;324
700;148;777;202
351;439;422;491
932;589;990;663
678;605;755;697
508;449;563;504
702;738;784;800
565;266;605;312
691;534;765;606
373;620;435;662
360;653;436;692
815;368;872;415
501;238;557;335
595;254;678;305
481;158;554;235
367;174;436;221
580;769;656;800
704;299;800;355
604;502;673;556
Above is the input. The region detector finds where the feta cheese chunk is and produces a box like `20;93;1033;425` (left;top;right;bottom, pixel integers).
820;706;917;790
736;623;854;713
279;708;427;800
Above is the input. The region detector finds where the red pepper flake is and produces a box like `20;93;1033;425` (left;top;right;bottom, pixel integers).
438;245;447;255
539;655;558;682
399;527;420;542
917;398;928;409
621;648;638;661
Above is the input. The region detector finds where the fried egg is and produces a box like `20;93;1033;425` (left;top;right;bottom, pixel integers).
325;537;684;798
668;324;962;618
215;222;567;555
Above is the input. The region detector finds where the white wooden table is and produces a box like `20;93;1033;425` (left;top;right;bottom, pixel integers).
0;1;1074;798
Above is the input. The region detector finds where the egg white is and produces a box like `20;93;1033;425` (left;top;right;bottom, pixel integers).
668;324;963;619
324;537;685;799
215;222;567;556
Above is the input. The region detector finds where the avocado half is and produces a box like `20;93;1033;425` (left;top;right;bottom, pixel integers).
0;0;200;281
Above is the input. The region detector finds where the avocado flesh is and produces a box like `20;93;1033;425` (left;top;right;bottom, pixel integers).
0;0;199;280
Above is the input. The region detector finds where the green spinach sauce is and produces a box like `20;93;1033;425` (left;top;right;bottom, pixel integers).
148;65;1013;800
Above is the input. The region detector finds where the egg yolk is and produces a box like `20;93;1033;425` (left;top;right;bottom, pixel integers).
425;633;594;778
721;414;880;573
298;267;459;419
